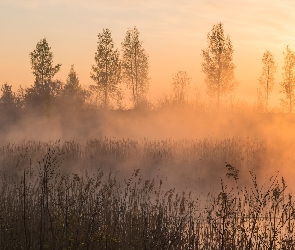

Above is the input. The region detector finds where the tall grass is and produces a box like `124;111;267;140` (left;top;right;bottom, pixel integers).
0;139;295;249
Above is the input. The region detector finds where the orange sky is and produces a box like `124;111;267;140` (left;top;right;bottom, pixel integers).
1;0;295;105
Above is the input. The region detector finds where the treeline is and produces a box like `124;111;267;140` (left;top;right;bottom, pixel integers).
1;27;150;117
1;22;295;119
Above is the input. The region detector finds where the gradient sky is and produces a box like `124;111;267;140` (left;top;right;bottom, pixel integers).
1;0;295;104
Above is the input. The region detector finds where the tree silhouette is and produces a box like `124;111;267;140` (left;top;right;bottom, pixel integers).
0;84;15;107
257;51;277;112
280;46;295;113
24;80;63;115
26;38;62;115
121;27;149;107
90;28;121;109
30;38;61;84
0;83;18;124
202;22;237;107
61;65;86;110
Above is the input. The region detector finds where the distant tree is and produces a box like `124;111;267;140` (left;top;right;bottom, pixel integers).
194;85;204;111
26;38;62;114
280;46;295;113
202;22;237;107
64;65;83;96
90;28;121;109
0;83;19;123
0;84;15;107
172;71;191;106
15;86;26;109
257;51;277;112
24;80;63;114
62;65;86;110
121;27;149;107
30;38;61;84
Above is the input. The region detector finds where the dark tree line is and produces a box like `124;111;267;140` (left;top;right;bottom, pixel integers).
0;27;150;121
1;23;295;116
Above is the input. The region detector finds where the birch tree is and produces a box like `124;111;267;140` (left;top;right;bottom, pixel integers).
202;22;237;107
257;50;277;112
121;27;149;107
281;46;295;113
30;38;61;84
91;28;121;108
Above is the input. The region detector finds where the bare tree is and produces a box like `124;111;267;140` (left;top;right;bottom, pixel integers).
280;46;295;113
121;27;149;107
202;22;237;107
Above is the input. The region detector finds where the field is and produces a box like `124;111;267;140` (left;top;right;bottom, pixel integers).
1;111;295;249
2;0;295;248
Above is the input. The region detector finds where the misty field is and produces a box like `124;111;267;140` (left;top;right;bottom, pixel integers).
3;2;295;249
1;134;295;249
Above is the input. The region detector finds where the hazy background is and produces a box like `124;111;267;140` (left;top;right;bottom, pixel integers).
1;109;295;193
1;0;295;104
2;0;295;194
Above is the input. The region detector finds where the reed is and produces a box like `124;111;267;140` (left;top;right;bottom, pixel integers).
0;139;294;249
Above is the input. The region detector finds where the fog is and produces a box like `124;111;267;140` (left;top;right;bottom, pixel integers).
1;107;295;197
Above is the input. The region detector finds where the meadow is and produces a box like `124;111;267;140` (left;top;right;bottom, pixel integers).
1;118;295;249
2;3;295;248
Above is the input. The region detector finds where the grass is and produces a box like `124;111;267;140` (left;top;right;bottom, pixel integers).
0;138;294;249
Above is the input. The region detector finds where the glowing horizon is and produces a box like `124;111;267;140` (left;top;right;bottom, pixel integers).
1;0;295;105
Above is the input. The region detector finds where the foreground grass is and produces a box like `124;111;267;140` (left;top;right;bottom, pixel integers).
0;144;295;249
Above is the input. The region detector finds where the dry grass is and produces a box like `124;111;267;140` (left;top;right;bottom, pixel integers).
0;139;295;249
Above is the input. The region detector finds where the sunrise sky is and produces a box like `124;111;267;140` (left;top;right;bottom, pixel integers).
1;0;295;104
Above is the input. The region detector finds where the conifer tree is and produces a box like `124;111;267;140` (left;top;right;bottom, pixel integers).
62;65;86;109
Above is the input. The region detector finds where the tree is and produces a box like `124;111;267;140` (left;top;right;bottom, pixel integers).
26;38;62;115
30;38;61;84
90;28;121;109
121;27;149;107
24;79;63;114
202;22;237;107
172;71;191;106
257;51;277;112
0;84;15;107
64;65;83;96
280;46;295;113
62;65;86;110
0;83;19;123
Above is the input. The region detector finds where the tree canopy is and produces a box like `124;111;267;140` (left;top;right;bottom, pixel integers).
30;38;61;84
202;22;237;107
121;27;149;107
90;28;121;109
